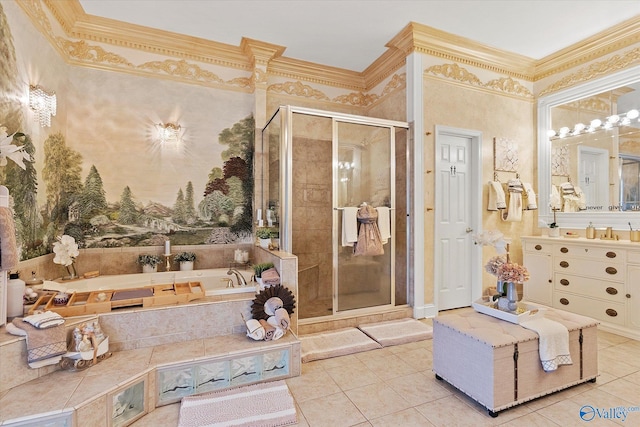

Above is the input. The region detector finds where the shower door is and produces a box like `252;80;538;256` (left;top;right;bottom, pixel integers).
335;121;394;312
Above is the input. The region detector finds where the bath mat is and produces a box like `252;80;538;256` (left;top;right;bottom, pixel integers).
300;327;382;363
358;318;433;347
178;380;296;427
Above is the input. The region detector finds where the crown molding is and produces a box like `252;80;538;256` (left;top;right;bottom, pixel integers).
534;15;640;81
388;22;537;82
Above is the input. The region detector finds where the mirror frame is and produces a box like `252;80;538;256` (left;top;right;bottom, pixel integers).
538;63;640;230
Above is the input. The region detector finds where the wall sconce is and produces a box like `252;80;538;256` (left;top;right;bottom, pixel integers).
157;122;181;143
29;85;56;127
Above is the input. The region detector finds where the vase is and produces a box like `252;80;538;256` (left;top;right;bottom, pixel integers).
180;261;194;271
506;282;518;311
259;238;271;249
548;227;560;237
142;264;157;273
65;263;78;280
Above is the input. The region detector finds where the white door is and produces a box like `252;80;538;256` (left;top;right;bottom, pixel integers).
435;128;481;310
579;147;609;210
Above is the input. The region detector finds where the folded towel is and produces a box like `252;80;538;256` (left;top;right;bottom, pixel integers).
341;207;359;247
261;268;281;286
376;207;391;244
522;182;537;210
5;323;63;368
501;191;523;222
0;206;18;270
245;318;265;341
264;297;284;316
272;326;285;341
487;181;506;211
11;318;67;364
520;317;573;372
23;311;65;329
259;319;275;341
275;307;290;330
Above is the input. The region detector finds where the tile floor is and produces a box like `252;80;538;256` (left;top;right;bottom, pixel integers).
131;328;640;426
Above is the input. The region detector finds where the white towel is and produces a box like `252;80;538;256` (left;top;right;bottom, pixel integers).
550;185;562;210
574;186;586;210
245;318;265;340
501;192;522;222
23;311;65;329
376;207;391;244
520;317;573;372
487;181;506;210
523;182;537;210
341;207;359;247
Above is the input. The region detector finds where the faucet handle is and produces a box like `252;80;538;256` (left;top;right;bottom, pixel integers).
221;278;234;288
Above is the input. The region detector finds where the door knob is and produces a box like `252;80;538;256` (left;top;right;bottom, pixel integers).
466;227;473;233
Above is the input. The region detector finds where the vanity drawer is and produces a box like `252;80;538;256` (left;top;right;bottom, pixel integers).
554;291;625;326
554;257;623;281
554;245;622;261
628;251;640;264
524;241;552;254
554;273;626;303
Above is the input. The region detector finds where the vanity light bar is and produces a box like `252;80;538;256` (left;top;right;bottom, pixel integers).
548;108;640;140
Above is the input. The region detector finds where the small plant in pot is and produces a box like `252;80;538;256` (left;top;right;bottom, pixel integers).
256;228;272;248
174;251;196;271
252;262;274;287
137;254;161;273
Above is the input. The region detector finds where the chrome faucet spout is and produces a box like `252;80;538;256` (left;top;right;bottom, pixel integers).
226;268;248;287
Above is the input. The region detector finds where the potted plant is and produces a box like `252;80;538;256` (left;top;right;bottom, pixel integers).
137;254;161;273
252;262;274;287
174;251;196;271
256;228;272;248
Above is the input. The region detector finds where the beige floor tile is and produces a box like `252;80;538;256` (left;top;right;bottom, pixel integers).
149;339;205;366
596;377;640;403
394;347;433;371
369;407;435;426
314;353;363;370
597;331;631;348
596;371;618;385
385;371;451;406
624;370;640;385
592;348;638;378
294;402;310;426
498;411;561;426
387;339;432;354
286;370;341;403
353;347;395;363
535;399;599;427
325;361;382;390
345;382;412;420
358;353;417;380
414;395;495;427
298;392;367;427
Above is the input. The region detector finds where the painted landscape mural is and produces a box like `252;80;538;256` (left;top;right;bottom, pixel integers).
0;3;254;261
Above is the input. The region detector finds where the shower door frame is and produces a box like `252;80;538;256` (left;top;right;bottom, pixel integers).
278;105;410;319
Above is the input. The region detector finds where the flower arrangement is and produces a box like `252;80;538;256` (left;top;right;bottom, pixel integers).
174;251;196;262
484;255;506;277
137;254;161;267
496;262;530;284
53;235;79;267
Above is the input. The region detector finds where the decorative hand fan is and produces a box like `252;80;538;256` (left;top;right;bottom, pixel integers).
251;285;296;321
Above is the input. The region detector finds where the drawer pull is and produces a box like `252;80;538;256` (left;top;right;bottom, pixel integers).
606;251;617;259
627;294;631;299
606;287;618;295
559;261;569;268
605;267;617;275
560;279;570;286
560;247;568;253
534;244;542;251
559;298;569;305
606;308;618;317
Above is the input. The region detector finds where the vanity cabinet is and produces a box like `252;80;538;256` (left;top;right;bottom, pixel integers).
522;236;639;339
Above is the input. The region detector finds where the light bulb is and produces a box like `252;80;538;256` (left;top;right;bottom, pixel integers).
559;127;570;136
574;123;585;132
547;129;556;138
607;114;620;124
626;109;639;120
590;119;602;128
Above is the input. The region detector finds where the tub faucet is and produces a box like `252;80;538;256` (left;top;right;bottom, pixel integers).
226;268;248;287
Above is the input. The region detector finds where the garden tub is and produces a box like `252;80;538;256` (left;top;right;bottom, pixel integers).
41;268;257;297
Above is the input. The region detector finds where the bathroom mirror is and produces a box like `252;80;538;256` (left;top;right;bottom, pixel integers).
538;64;640;230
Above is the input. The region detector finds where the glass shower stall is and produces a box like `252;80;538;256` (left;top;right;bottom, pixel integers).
261;106;410;320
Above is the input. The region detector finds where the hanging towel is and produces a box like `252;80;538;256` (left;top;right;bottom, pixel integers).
502;192;523;222
487;181;507;211
376;207;391;244
0;206;18;270
341;207;359;247
522;182;537;210
574;186;587;210
354;204;384;256
550;185;562;211
10;318;67;364
520;317;573;372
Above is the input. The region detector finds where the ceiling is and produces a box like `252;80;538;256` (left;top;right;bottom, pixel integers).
78;1;640;72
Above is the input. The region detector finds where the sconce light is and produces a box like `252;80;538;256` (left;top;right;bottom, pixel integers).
29;85;56;127
548;108;640;140
157;122;181;143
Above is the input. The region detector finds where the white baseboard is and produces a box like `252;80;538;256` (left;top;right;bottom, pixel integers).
413;304;437;319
